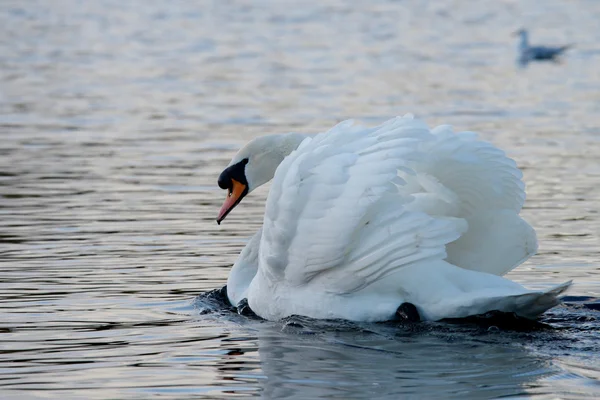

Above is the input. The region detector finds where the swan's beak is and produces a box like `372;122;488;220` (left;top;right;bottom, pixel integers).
217;179;247;224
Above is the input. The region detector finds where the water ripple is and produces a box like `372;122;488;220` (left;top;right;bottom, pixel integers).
1;0;600;398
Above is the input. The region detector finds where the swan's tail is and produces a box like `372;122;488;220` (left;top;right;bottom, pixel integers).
481;280;572;320
399;261;572;321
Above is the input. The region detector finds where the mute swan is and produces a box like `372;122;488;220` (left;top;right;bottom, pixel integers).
216;115;570;322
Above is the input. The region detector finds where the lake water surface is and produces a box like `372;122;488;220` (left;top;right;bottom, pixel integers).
1;0;600;398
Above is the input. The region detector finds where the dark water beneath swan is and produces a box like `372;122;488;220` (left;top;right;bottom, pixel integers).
1;0;600;398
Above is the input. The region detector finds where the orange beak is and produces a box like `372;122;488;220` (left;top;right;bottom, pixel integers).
216;179;247;224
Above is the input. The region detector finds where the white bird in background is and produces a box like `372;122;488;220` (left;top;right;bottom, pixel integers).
216;115;570;322
514;28;573;66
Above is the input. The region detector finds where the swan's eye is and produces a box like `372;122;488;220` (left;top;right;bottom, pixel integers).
228;188;233;197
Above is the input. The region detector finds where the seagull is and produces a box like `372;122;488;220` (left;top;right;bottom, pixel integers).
514;29;573;65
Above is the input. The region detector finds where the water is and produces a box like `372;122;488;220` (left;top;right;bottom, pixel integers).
1;0;600;398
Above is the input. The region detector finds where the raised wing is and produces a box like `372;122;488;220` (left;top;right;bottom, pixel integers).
407;125;535;275
414;125;526;218
258;115;466;292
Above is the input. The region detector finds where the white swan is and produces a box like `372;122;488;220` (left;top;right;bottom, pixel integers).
216;115;570;322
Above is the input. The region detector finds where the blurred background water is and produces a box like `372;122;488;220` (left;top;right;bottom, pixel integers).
1;0;600;398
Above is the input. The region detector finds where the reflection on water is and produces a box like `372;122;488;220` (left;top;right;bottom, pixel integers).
253;321;549;399
204;292;600;399
1;0;600;398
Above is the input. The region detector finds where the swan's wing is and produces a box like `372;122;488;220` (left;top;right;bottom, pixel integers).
445;209;537;276
322;197;467;293
409;125;536;275
414;125;526;217
259;115;465;292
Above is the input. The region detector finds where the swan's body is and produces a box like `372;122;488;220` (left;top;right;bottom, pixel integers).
515;29;572;66
218;115;570;322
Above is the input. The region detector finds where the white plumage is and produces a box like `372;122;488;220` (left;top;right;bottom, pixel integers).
220;115;570;322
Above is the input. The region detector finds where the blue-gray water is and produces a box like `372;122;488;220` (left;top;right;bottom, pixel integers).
1;0;600;398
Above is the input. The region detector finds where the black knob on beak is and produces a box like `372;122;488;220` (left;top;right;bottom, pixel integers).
218;170;230;190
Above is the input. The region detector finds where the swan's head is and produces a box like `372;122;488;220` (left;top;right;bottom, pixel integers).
216;132;307;224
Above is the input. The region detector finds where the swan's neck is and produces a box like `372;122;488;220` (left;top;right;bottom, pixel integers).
227;228;262;306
